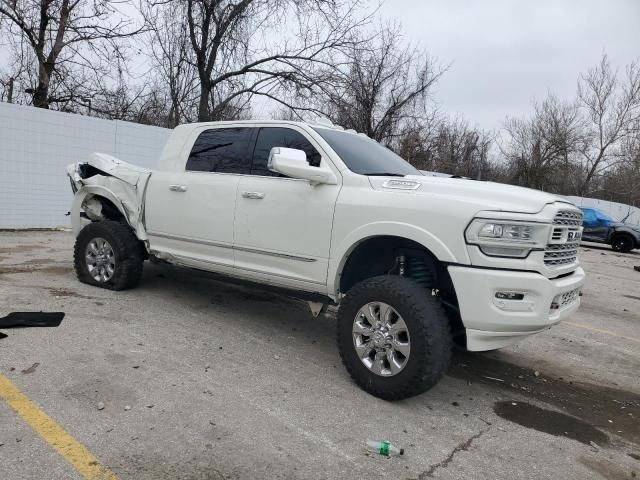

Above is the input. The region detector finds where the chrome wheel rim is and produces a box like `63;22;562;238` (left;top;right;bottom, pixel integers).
85;237;116;282
352;301;411;377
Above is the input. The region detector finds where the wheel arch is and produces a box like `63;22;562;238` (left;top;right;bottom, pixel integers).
70;185;147;240
328;222;461;299
330;227;465;347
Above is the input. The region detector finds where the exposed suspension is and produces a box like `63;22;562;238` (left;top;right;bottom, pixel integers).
398;254;435;289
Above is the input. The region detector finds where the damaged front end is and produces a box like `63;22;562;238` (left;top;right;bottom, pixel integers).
66;153;152;240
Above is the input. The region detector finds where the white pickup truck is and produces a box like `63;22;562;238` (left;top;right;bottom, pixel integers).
67;120;585;400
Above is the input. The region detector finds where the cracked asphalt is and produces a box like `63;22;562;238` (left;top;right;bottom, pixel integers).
0;231;639;480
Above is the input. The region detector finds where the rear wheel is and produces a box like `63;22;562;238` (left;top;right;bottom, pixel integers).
337;275;452;400
611;234;634;253
74;221;145;290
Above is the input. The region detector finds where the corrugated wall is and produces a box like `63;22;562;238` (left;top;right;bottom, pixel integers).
565;196;640;226
1;102;638;229
0;102;170;229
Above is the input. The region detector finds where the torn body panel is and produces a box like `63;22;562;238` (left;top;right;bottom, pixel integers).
67;153;152;240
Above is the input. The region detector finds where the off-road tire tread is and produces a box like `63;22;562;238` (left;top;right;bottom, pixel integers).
74;220;144;291
337;275;452;400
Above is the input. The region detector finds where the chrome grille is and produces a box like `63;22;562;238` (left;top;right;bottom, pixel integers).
544;209;583;267
551;227;564;241
553;210;583;226
544;242;580;266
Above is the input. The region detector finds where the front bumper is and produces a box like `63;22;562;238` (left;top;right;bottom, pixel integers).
448;265;585;351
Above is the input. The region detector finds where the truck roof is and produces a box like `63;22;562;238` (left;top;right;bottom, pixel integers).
170;119;371;139
174;119;344;130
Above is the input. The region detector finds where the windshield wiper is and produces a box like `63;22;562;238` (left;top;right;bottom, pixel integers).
361;172;406;177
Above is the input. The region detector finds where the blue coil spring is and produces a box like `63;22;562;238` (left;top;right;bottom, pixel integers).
406;257;434;289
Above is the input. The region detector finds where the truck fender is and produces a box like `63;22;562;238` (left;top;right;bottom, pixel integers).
70;185;147;240
327;221;461;298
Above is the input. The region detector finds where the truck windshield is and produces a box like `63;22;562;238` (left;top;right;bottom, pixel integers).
313;127;421;177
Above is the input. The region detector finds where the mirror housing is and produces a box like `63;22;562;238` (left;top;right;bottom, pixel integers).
268;147;337;185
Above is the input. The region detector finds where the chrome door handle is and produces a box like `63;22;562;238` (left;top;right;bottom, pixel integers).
242;191;265;199
169;185;188;192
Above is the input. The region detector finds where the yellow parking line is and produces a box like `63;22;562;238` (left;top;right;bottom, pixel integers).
0;374;118;480
562;321;640;344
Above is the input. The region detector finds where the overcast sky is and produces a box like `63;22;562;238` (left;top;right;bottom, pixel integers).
1;0;637;131
379;0;640;131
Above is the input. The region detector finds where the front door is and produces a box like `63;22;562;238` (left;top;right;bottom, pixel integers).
233;126;341;291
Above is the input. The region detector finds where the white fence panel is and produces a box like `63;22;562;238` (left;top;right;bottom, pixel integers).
2;102;638;229
0;102;170;229
565;196;640;226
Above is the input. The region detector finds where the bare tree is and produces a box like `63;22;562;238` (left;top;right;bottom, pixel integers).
577;54;640;194
397;116;496;180
430;118;494;179
312;23;443;145
501;94;584;192
0;33;33;103
597;126;640;206
0;0;142;109
143;0;368;123
141;2;198;126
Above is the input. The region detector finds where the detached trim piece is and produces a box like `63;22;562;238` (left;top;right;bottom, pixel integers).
147;230;317;263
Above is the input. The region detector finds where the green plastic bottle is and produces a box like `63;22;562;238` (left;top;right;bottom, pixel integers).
366;440;404;456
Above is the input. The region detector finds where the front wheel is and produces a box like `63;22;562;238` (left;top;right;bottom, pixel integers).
337;275;452;400
611;234;634;253
74;220;145;290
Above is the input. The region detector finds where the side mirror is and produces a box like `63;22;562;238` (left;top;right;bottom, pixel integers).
268;147;337;185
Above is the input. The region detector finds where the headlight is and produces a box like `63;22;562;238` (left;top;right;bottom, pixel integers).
465;219;551;258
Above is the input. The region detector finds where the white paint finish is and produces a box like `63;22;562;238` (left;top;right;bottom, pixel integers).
65;120;586;350
268;147;338;185
0;102;169;228
234;175;340;285
145;170;239;269
449;265;585;350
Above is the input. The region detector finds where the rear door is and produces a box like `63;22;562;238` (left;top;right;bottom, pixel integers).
145;127;253;271
233;126;341;291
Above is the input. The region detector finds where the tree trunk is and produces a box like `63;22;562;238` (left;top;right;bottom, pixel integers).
197;82;210;122
32;64;51;109
7;78;14;103
32;84;49;108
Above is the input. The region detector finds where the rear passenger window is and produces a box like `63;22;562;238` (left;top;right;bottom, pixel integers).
251;127;321;176
186;128;252;174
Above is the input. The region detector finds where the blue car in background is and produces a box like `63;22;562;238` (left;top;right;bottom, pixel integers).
579;207;640;253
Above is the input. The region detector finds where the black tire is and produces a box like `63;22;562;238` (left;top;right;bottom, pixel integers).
611;234;634;253
337;275;452;400
74;220;145;291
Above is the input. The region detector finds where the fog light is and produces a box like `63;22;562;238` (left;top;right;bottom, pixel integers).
495;292;525;300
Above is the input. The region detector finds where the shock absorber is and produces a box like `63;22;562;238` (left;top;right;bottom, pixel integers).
406;257;435;289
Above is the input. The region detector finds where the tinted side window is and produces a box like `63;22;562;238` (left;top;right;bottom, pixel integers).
186;127;252;174
251;127;321;176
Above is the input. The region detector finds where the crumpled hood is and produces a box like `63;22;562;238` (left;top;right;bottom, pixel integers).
369;175;571;214
67;153;151;187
